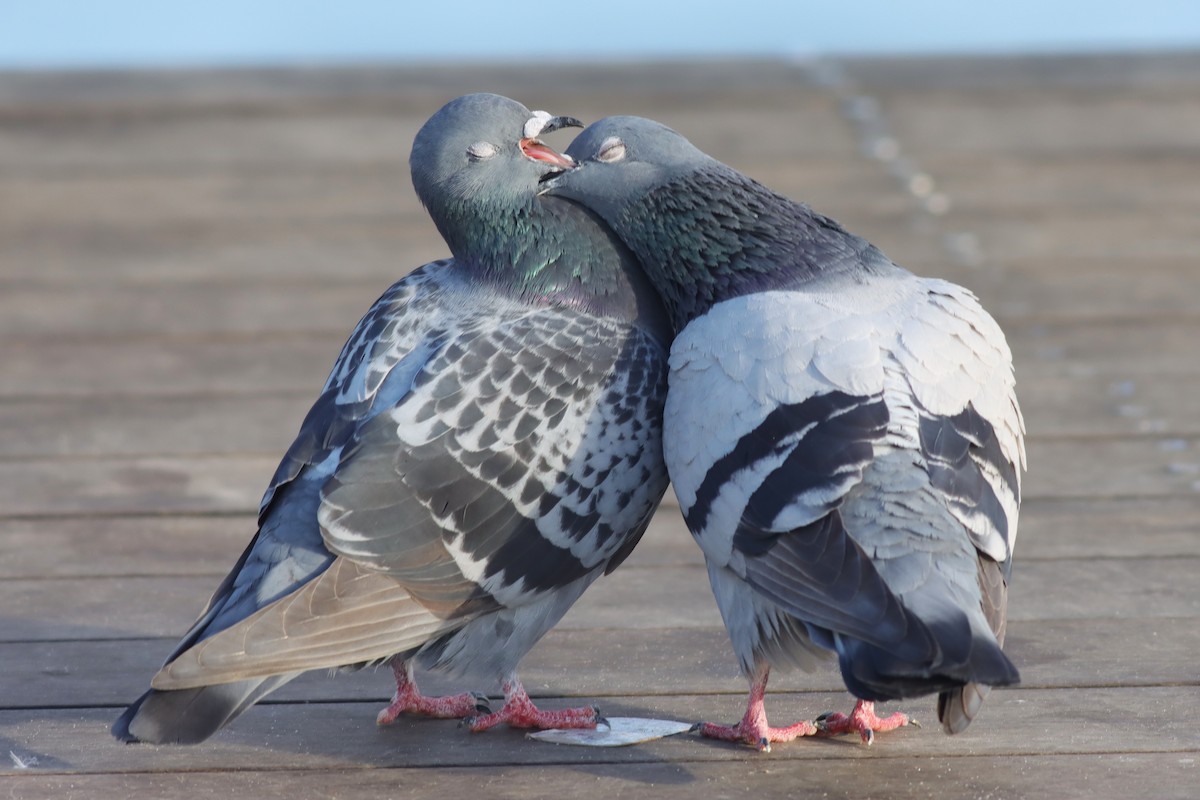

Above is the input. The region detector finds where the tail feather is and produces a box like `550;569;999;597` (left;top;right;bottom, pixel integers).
937;681;992;734
113;557;459;744
153;558;451;690
839;619;1018;703
112;675;297;745
936;554;1013;734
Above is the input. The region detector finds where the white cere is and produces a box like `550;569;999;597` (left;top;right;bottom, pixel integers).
524;110;554;139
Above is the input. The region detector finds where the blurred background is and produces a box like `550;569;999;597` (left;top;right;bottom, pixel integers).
3;0;1200;68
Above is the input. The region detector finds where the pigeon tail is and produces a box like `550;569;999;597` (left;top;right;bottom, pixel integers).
937;681;993;734
837;619;1019;705
112;675;297;745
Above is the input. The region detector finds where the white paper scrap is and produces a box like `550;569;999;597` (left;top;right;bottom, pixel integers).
527;717;693;747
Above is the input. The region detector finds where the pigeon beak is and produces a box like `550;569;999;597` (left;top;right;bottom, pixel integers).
520;112;584;171
521;138;575;170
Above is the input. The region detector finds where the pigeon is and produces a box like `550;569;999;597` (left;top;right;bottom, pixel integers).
112;95;671;744
544;116;1024;750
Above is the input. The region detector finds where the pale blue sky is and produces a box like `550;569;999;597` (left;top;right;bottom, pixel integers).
2;0;1198;68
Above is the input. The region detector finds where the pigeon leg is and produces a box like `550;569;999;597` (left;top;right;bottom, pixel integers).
696;666;816;752
463;673;603;732
376;660;490;725
815;699;914;745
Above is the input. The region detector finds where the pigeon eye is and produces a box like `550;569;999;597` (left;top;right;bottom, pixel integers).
596;137;626;163
467;141;498;161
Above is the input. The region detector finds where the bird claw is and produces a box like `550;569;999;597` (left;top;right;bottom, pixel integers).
593;709;611;730
814;701;911;744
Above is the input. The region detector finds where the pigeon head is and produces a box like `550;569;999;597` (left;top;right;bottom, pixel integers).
545;114;878;331
545;115;783;330
544;115;714;223
410;93;581;260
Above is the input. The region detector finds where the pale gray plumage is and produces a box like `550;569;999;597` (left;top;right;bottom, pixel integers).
113;96;670;744
546;116;1024;741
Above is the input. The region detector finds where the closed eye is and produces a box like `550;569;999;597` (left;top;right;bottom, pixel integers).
467;141;498;161
596;136;626;163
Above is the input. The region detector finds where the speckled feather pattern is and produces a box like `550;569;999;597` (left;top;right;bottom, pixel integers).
153;262;669;688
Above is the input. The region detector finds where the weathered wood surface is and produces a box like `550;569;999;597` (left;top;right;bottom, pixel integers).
2;51;1199;798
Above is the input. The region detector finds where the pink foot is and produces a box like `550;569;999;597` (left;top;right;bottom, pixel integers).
463;675;604;732
376;661;489;725
815;699;917;745
698;717;816;753
696;665;816;752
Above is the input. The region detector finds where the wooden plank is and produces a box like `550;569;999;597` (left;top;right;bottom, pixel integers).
5;753;1199;800
0;101;857;176
0;687;1195;775
3;364;1197;464
0;113;420;175
0;516;256;579
1009;318;1200;376
842;51;1200;92
0;394;310;459
1015;496;1200;560
3;616;1194;710
1020;372;1200;437
960;259;1200;322
0;212;950;286
0;456;277;517
949;210;1200;261
0;215;450;283
8;316;1200;398
922;154;1200;213
4;496;1198;583
2;556;1196;644
0;164;917;289
0;169;426;232
874;90;1200;158
0;508;698;580
0;60;817;117
0;435;1196;520
0;336;342;398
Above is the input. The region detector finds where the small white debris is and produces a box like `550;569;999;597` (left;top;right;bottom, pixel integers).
870;136;900;161
9;751;38;769
527;717;693;747
924;194;952;216
908;173;935;198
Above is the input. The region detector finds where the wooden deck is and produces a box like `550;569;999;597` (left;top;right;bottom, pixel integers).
2;52;1200;798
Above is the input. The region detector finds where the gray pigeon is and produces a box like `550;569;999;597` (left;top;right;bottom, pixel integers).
544;117;1024;749
112;96;671;744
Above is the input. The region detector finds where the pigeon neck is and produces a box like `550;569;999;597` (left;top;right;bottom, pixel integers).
442;196;659;327
619;165;890;332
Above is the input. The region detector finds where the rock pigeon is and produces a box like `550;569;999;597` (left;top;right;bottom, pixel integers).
544;117;1024;749
112;95;671;744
